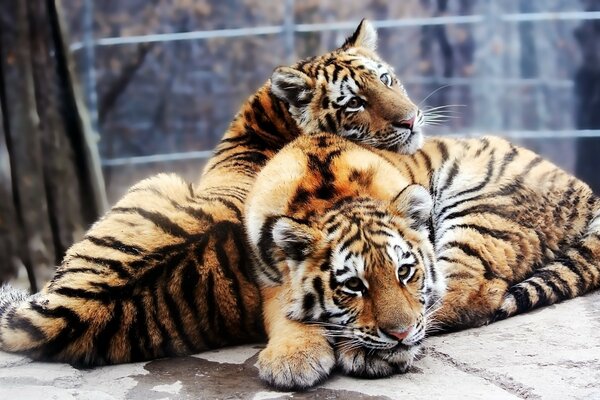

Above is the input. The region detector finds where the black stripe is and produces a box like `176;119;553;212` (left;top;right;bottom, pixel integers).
29;303;88;361
528;280;549;308
95;302;123;363
417;248;437;284
162;275;197;353
228;223;256;283
451;223;514;241
214;227;246;333
192;196;243;221
554;255;585;293
9;315;45;341
180;255;217;349
111;207;190;238
55;287;112;303
86;235;144;255
207;150;268;173
417;150;433;172
436;159;460;198
205;271;218;339
313;277;326;311
148;288;174;356
473;138;490;156
509;285;532;312
256;216;284;283
130;295;152;361
250;96;281;139
324;113;337;133
454;153;495;198
445;241;502;280
69;255;131;279
303;293;316;314
436;140;449;162
495;145;519;181
538;269;572;298
515;156;543;181
51;267;108;284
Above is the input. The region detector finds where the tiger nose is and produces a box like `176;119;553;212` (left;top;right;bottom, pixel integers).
393;115;415;130
384;327;411;341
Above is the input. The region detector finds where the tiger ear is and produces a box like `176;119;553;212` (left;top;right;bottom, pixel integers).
341;19;378;51
270;67;314;108
391;185;433;229
272;217;318;263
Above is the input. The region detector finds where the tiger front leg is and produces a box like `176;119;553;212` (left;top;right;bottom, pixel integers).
258;286;335;390
335;341;421;378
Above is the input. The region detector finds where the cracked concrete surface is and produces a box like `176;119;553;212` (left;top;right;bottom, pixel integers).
1;291;599;400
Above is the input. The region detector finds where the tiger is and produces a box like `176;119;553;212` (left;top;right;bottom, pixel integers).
0;20;427;366
245;132;600;390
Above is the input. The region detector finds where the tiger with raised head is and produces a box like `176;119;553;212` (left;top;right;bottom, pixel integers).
246;133;600;389
0;21;426;366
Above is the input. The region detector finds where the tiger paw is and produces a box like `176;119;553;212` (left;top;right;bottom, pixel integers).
335;345;418;378
257;336;335;390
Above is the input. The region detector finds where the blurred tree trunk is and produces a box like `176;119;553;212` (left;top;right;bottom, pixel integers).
0;0;107;291
575;0;600;194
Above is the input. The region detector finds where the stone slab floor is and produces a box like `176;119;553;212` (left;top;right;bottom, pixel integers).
1;291;599;400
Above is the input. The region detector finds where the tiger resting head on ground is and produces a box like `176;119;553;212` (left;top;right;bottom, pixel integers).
246;134;444;389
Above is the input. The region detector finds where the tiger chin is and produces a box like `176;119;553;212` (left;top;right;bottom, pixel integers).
245;134;445;390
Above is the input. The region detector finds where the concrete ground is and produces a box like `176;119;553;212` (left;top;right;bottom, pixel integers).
1;291;599;400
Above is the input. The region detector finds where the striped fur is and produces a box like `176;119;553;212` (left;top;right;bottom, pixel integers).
0;20;425;366
245;134;443;389
245;133;600;389
378;135;600;328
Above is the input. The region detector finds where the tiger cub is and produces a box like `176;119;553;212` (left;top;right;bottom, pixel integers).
245;133;600;389
0;21;425;365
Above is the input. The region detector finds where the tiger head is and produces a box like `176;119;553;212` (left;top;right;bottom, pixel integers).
270;20;424;154
260;185;445;377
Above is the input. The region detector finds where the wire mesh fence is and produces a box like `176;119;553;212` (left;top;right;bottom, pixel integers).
64;0;600;201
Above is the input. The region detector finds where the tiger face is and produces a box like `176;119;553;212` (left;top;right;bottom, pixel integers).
270;20;424;154
267;186;444;377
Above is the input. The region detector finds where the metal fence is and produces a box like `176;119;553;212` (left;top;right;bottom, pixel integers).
70;1;600;168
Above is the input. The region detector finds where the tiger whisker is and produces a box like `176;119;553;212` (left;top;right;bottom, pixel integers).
417;85;456;107
422;104;466;111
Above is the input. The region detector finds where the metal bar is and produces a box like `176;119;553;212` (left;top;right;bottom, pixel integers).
70;25;284;51
81;0;99;138
403;77;573;88
101;130;600;167
501;11;600;22
70;11;600;51
101;150;214;166
283;0;295;63
294;15;484;32
449;130;600;139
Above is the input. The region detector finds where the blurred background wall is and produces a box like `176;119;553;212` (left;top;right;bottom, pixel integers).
63;0;600;204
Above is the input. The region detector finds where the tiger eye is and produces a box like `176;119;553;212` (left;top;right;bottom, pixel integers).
397;265;412;281
380;72;392;87
345;97;364;110
345;277;366;292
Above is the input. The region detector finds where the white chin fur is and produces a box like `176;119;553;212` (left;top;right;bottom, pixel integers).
397;129;424;154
